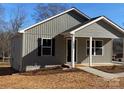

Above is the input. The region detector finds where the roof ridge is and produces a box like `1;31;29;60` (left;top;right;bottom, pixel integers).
19;8;90;33
70;16;124;34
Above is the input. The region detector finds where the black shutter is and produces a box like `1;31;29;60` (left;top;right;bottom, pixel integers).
38;38;42;56
52;38;55;56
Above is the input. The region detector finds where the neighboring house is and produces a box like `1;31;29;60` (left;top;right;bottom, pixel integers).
11;8;124;71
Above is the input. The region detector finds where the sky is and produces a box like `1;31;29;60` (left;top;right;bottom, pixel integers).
2;3;124;29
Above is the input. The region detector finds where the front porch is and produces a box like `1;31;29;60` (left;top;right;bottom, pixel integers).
61;16;124;68
64;36;114;68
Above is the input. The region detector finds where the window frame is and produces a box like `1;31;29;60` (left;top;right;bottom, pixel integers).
42;38;52;56
86;39;104;56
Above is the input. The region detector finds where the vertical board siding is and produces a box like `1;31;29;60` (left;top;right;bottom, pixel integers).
23;12;87;57
77;37;112;64
75;21;124;38
21;11;88;70
11;35;22;70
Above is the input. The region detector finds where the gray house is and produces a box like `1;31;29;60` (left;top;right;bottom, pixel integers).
11;8;124;71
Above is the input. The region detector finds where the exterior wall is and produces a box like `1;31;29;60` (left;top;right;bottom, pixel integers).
22;35;66;71
21;11;88;71
18;34;112;71
75;20;124;38
21;34;113;71
23;11;88;58
10;34;22;71
77;37;112;64
58;37;112;65
24;11;88;39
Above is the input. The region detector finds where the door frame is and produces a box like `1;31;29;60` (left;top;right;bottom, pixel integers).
66;38;78;64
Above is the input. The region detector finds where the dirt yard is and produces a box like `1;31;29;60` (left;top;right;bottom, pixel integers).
0;63;124;88
93;65;124;73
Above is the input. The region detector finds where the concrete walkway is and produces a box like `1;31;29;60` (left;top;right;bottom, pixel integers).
77;67;124;80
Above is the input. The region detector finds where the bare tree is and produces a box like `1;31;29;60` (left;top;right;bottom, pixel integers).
0;31;12;62
0;5;27;62
33;4;70;22
8;5;27;33
0;4;10;62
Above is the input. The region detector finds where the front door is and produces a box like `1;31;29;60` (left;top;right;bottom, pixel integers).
67;39;77;63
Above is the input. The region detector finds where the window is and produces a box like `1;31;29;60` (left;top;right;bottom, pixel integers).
86;40;103;56
95;41;103;55
37;38;55;56
42;39;52;55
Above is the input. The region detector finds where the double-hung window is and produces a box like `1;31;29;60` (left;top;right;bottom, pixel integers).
37;38;53;56
42;39;52;55
86;40;103;56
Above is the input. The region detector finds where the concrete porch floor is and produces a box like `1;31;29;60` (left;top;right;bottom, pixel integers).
75;63;114;67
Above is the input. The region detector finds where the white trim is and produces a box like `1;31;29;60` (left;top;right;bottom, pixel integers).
70;16;124;34
89;37;92;66
94;40;104;56
42;38;52;56
42;38;52;39
71;34;75;68
19;8;90;33
66;38;78;64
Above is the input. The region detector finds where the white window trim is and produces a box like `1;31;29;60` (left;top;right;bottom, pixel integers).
86;39;104;56
42;38;52;56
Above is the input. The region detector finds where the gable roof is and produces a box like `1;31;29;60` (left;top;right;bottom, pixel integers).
19;7;90;33
70;16;124;34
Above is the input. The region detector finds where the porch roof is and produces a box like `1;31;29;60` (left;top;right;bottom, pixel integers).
63;16;124;38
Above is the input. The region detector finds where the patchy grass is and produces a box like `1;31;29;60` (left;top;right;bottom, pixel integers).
0;65;124;88
93;65;124;73
0;69;108;88
0;67;110;89
20;67;82;76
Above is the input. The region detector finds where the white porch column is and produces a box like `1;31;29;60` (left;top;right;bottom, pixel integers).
89;37;93;66
71;33;75;68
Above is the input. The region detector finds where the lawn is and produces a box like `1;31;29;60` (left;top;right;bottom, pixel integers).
0;63;124;88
